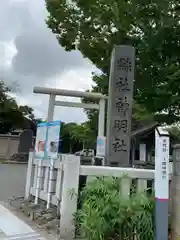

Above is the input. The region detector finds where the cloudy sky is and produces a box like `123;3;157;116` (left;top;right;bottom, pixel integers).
0;0;96;123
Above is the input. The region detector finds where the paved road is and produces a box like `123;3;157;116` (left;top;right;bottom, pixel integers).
0;165;55;240
0;164;27;202
0;203;54;240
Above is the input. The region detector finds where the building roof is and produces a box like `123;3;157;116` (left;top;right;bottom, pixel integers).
131;122;159;139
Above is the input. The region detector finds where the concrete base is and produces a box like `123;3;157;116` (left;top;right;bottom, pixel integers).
155;198;169;240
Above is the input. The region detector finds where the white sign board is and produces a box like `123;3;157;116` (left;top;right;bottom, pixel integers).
139;143;146;162
96;136;106;157
34;122;47;158
47;120;61;159
155;128;169;200
34;121;61;159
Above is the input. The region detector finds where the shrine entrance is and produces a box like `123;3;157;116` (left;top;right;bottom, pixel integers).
33;86;107;148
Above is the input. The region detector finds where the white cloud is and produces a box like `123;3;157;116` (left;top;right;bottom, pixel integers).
0;0;96;123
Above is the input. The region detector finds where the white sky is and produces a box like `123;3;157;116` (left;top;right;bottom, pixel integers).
0;0;97;123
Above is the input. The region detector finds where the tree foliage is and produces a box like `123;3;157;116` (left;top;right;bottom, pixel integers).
19;105;35;120
82;75;155;136
70;122;96;147
60;121;95;153
166;125;180;140
0;81;35;133
46;0;180;124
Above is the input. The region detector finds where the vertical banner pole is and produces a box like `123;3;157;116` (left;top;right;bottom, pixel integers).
46;120;61;208
45;94;55;201
34;122;48;204
98;99;105;137
155;127;169;240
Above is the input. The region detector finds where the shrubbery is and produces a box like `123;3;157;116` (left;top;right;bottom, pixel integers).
76;177;155;240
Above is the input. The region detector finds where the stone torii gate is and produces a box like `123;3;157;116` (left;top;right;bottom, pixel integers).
33;86;107;138
33;87;107;203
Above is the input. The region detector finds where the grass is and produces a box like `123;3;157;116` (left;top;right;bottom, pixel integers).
75;176;155;240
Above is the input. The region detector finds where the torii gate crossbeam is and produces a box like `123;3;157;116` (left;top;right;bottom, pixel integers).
33;86;107;137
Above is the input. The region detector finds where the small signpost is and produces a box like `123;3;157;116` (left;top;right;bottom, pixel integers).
106;45;135;166
155;127;169;240
95;136;106;166
96;136;106;157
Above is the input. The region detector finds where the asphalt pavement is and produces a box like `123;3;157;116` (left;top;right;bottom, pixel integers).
0;164;57;240
0;164;27;202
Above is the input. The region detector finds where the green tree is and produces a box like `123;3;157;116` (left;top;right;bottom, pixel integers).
59;122;96;153
166;125;180;140
34;118;44;125
61;122;78;152
82;74;155;136
0;81;35;133
70;122;96;148
60;122;82;153
46;0;180;124
19;105;35;120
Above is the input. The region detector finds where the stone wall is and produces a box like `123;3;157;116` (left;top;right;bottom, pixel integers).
0;134;19;160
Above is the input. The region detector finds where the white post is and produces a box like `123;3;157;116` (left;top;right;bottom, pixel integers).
56;155;64;200
121;178;131;197
56;155;64;217
138;143;147;191
25;152;34;199
98;99;105;136
33;165;38;188
40;166;45;190
155;127;169;240
43;167;49;192
35;160;42;204
47;94;55;121
96;99;105;163
44;94;55;198
60;155;80;239
47;157;55;209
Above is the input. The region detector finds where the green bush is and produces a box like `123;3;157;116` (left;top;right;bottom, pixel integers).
76;177;155;240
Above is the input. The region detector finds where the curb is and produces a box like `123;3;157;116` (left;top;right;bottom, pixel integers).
0;161;28;164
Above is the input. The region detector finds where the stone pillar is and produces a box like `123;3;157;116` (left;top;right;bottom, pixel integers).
25;152;34;199
106;45;135;167
60;155;80;239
